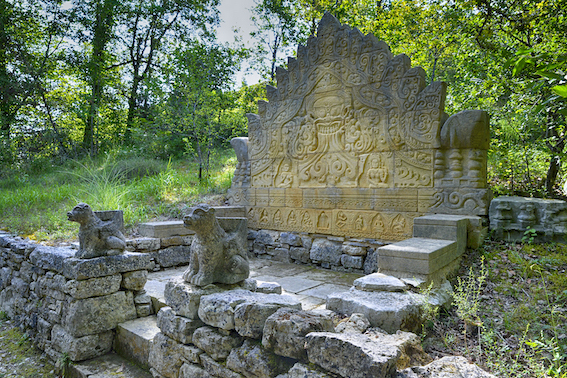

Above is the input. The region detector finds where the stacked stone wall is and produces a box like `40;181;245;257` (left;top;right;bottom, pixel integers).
0;232;152;362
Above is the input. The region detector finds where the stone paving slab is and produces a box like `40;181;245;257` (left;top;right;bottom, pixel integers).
68;352;153;378
297;283;352;299
263;275;322;294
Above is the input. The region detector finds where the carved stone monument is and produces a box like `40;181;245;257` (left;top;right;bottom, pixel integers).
67;202;126;258
228;13;490;241
182;204;249;286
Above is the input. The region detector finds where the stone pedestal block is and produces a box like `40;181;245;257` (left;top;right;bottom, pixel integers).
413;214;468;255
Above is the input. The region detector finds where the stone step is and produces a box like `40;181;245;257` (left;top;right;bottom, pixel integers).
413;214;468;255
114;316;160;371
67;352;153;378
145;279;168;312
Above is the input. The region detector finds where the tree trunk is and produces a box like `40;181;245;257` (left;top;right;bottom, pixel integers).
546;155;561;196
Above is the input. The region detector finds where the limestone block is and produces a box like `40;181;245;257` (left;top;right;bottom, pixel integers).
326;289;421;333
122;270;148;291
342;244;366;256
192;326;243;361
340;254;364;269
363;249;377;275
29;245;75;273
128;237;161;251
234;299;301;339
114;316;160;370
180;363;211;378
397;356;497;378
290;247;310;263
148;332;186;378
262;308;334;360
139;221;194;238
200;354;245;378
160;235;193;248
377;238;458;277
256;230;280;245
335;313;371;334
288;363;336;378
305;332;400;378
226;340;294;378
280;232;302;246
413;214;468;255
365;329;432;369
61;252;152;280
256;281;282;294
198;289;301;331
51;324;113;361
214;206;247;218
154;246;191;268
157;307;203;344
427;188;491;216
164;277;222;319
64;274;122;299
353;273;408;292
310;238;342;266
63;291;137;338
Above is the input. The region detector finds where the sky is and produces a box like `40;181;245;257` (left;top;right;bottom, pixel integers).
217;0;263;86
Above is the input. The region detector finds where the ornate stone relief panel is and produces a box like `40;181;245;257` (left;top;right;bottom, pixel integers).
230;13;491;241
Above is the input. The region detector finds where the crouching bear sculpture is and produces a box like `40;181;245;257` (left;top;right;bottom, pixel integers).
182;204;249;286
67;202;126;259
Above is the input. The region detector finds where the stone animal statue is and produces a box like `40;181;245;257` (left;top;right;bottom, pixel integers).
67;203;126;259
182;204;249;286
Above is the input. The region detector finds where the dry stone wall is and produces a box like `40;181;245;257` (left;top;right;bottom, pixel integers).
229;13;490;242
0;232;152;362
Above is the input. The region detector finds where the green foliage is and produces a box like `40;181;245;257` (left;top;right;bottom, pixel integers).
522;226;538;244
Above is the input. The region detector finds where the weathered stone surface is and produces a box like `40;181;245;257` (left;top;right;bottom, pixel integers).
227;340;294;378
29;245;74;272
139;221;194;238
262;308;334;360
256;230;280;245
127;237;161;251
256;281;282;294
182;205;249;286
340;254;364;269
154;245;191;268
280;232;302;246
51;324;113;361
148;332;185;378
180;363;211;378
305;332;400;378
290;247;310;263
327;288;421;333
310;239;342;266
353;273;407;292
201;354;245;378
157;306;203;344
199;289;301;331
61;252;152;280
365;329;432;369
363;248;377;275
192;326;243;361
64;274;121;299
288;363;339;378
115;316;160;370
342;244;366;256
67;203;126;259
63;291;137;338
164;277;222;319
335;313;371;334
122;270;148;291
396;356;497;378
234;298;302;339
413;214;468;255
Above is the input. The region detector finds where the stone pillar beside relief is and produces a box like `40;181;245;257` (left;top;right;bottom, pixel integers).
228;13;491;242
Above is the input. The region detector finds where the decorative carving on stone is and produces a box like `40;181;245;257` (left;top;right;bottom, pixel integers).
67;203;126;259
228;12;491;241
182;204;249;286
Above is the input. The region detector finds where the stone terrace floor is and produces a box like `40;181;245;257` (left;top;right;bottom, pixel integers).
145;259;364;311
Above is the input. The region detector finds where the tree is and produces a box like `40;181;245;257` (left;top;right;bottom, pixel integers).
250;0;307;82
159;40;241;179
117;0;220;144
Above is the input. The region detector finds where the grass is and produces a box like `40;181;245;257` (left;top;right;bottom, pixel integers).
0;149;237;242
0;318;55;377
423;240;567;378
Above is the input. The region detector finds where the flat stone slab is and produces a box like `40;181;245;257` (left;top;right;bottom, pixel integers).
61;252;152;280
354;273;408;292
269;276;321;293
68;352;153;378
377;238;458;276
327;288;421;333
297;283;351;299
139;221;194;238
115;316;160;370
